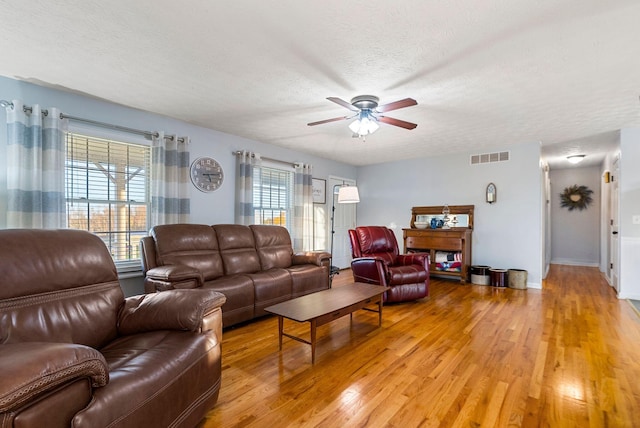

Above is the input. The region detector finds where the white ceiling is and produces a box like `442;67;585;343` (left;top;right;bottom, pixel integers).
1;0;639;168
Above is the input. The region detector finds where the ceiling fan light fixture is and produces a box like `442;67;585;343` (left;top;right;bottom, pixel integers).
567;155;586;164
348;118;362;134
349;111;379;136
365;117;379;134
308;95;417;136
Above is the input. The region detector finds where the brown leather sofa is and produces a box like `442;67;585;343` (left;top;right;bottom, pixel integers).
141;224;331;327
349;226;430;302
0;229;226;428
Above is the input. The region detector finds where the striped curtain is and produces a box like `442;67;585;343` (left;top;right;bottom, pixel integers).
150;132;190;225
292;163;313;251
235;150;260;225
5;100;67;228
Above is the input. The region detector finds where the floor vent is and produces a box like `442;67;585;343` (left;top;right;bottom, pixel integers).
470;151;510;165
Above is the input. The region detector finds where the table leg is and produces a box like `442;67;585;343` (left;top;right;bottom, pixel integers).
311;319;317;364
378;298;383;327
278;316;283;350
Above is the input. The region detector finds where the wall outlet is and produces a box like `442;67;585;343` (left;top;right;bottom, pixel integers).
633;215;640;225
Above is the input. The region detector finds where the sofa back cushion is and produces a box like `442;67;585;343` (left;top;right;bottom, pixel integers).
251;225;293;270
0;229;122;349
214;224;261;275
151;224;224;281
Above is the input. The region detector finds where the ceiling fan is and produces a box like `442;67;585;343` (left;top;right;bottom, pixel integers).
308;95;418;138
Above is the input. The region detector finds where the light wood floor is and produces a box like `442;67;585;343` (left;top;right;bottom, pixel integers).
201;265;640;427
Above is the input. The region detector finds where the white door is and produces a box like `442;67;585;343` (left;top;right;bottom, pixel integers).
610;157;620;292
328;177;357;269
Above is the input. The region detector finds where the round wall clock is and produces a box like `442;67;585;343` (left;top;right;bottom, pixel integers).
190;157;224;192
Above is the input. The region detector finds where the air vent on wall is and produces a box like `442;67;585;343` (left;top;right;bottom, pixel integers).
470;151;510;165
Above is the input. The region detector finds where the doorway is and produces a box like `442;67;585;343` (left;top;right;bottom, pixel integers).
328;176;357;269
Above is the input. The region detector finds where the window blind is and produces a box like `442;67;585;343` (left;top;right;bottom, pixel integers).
65;133;150;266
252;166;293;229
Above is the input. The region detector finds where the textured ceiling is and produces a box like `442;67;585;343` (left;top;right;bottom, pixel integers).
1;0;639;167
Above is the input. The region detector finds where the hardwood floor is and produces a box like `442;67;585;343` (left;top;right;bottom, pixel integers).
201;265;640;427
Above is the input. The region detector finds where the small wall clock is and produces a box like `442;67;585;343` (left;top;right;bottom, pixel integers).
190;157;224;192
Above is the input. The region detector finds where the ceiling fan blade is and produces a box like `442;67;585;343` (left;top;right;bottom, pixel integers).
327;97;360;112
379;116;418;130
307;116;350;126
376;98;417;113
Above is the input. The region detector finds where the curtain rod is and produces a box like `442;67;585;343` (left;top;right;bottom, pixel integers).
232;150;298;167
1;100;185;143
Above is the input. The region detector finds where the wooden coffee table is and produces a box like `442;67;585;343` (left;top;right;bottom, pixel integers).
264;282;389;363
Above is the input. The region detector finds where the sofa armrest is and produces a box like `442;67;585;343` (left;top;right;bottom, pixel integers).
139;236;157;273
397;252;429;269
292;251;331;267
0;342;108;413
144;265;204;293
350;257;388;286
146;265;204;286
118;289;227;335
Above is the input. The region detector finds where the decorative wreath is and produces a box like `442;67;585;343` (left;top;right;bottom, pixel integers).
560;184;593;211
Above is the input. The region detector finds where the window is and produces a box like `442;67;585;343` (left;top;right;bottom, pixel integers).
65;133;150;269
253;166;293;230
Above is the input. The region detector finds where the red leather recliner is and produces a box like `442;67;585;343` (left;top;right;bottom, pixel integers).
348;226;429;302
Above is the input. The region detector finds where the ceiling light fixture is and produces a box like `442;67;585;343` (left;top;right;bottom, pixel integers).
567;155;586;164
348;110;379;139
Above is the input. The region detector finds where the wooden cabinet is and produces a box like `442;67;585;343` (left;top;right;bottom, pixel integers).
403;205;474;283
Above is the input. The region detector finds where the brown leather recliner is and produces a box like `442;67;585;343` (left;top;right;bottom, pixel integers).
0;229;226;428
348;226;430;302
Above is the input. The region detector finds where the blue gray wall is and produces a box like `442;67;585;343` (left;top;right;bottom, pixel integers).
356;142;544;287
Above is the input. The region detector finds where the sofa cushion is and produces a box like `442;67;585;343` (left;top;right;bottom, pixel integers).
214;224;261;275
249;269;292;316
151;224;224;281
251;225;294;270
287;264;329;298
387;265;427;285
73;330;221;428
0;283;123;350
203;275;255;327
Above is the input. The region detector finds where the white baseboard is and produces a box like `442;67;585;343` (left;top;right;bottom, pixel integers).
550;260;599;267
620;292;640;300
